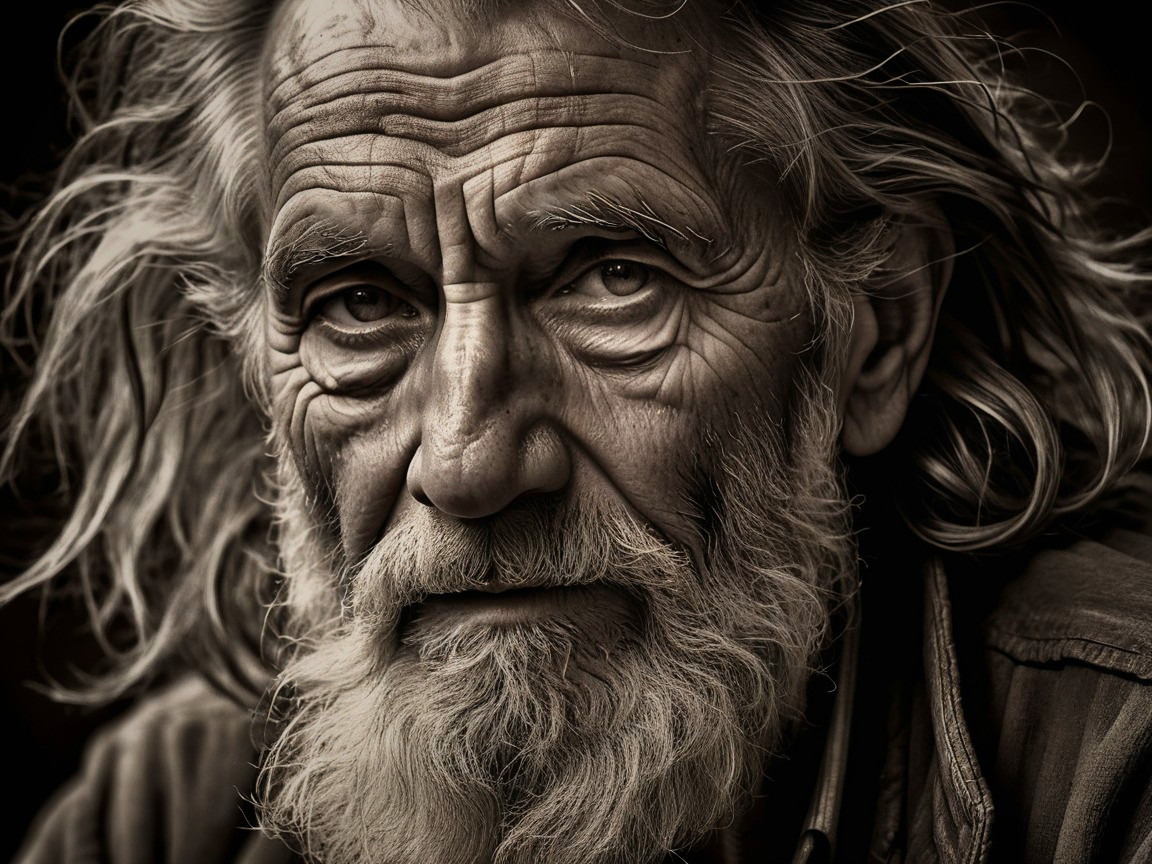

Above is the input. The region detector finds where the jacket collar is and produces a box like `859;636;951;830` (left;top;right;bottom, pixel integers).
914;557;994;864
791;557;994;864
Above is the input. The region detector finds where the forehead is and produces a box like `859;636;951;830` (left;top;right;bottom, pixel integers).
259;0;737;280
265;0;708;83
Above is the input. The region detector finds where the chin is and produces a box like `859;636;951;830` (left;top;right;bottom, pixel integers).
256;400;853;864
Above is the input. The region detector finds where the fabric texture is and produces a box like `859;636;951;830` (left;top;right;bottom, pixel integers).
13;679;291;864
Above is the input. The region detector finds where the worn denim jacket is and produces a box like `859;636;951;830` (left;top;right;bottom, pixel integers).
784;520;1152;864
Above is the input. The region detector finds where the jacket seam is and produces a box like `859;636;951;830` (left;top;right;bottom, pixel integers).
984;627;1152;681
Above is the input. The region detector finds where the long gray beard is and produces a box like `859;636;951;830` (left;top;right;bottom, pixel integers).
257;388;854;864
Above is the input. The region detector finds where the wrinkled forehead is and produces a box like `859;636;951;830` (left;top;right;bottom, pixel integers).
264;0;713;86
257;0;738;277
261;0;708;150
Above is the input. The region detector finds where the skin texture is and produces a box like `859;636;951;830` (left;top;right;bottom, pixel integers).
260;0;816;573
252;3;955;859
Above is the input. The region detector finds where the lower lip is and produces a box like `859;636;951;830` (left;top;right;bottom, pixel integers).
409;584;636;633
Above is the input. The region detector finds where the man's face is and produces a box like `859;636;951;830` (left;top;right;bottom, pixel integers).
256;1;849;862
262;0;811;558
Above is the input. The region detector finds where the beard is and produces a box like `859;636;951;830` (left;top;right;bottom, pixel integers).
256;380;855;864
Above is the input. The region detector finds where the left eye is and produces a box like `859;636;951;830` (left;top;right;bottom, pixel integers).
562;260;651;298
319;284;418;326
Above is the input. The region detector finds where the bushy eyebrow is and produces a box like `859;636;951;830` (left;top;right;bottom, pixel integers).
262;192;719;296
262;223;374;297
527;191;715;255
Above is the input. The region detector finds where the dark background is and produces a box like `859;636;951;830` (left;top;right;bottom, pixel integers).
1;1;1150;860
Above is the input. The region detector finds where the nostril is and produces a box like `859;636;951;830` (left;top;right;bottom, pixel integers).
406;446;433;507
406;426;571;519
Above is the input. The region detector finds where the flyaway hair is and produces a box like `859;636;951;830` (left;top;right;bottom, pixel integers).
3;0;1152;702
709;1;1152;548
2;0;276;703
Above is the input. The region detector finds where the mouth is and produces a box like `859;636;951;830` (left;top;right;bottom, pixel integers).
402;583;638;636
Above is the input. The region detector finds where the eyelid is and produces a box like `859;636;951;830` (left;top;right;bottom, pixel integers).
303;264;422;318
550;239;682;295
312;315;421;348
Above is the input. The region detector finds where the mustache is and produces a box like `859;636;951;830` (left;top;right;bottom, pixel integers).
339;493;691;629
258;395;851;864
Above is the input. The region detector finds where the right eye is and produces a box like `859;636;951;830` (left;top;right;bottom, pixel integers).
299;264;432;393
559;259;653;299
305;261;430;335
319;283;419;327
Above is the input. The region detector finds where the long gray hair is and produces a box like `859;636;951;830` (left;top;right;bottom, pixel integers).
3;0;1150;703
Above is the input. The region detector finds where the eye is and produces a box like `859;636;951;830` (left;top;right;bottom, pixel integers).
561;260;651;298
318;283;419;327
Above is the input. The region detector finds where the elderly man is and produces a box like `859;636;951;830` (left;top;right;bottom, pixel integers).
4;0;1152;862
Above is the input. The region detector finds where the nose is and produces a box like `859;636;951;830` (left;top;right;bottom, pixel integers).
406;282;570;519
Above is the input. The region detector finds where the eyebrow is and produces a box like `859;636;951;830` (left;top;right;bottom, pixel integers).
262;192;719;295
527;191;716;255
262;223;375;297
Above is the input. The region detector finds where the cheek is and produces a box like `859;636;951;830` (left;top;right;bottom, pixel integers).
273;382;420;558
265;273;812;561
265;335;393;538
265;308;431;549
328;416;416;555
553;307;809;545
297;327;420;392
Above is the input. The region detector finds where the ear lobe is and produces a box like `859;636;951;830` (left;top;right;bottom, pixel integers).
839;213;954;456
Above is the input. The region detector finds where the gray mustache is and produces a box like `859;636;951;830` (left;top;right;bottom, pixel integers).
342;496;689;624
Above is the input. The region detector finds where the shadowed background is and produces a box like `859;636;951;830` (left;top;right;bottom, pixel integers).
1;1;1149;858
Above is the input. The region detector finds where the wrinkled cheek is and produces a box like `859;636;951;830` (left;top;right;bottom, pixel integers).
264;315;414;521
327;420;418;559
265;358;344;515
298;328;419;393
269;370;415;558
273;382;336;511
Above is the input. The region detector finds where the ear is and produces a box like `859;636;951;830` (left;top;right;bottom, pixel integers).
838;211;954;456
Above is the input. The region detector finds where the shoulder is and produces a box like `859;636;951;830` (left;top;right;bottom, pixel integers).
973;502;1152;862
984;523;1152;681
14;676;282;864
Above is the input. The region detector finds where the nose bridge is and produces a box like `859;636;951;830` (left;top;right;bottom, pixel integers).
408;281;568;518
430;283;511;444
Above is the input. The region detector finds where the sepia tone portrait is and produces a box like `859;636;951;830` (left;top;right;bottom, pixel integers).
2;1;1151;862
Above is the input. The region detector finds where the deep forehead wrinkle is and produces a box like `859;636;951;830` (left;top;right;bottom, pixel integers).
266;51;719;209
266;47;661;111
262;0;738;286
268;94;682;174
265;51;682;164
